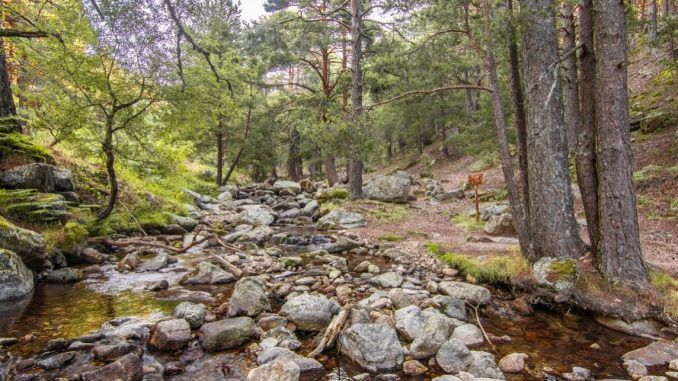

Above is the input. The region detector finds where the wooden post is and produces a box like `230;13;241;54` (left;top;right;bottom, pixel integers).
468;173;484;222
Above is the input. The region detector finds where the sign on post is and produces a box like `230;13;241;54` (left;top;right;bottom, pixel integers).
468;173;484;222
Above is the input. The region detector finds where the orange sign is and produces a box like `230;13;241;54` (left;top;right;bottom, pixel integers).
468;173;483;186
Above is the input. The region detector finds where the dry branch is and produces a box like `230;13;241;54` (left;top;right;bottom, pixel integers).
307;306;351;358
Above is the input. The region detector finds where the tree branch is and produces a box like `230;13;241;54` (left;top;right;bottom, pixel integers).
361;85;491;111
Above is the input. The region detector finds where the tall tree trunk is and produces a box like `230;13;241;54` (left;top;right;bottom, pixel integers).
663;0;670;16
521;0;584;259
561;1;581;155
576;0;600;253
483;0;533;259
98;117;117;220
216;130;224;186
287;127;300;181
649;0;658;49
0;39;19;133
593;0;649;286
506;0;529;213
348;0;364;199
324;156;339;186
223;105;252;184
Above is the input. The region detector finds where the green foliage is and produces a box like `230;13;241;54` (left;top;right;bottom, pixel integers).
633;164;663;183
0;189;71;225
426;244;530;284
61;222;89;253
378;234;403;242
650;270;678;317
0;133;52;164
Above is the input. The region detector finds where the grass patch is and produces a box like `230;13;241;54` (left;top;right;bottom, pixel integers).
378;234;403;242
451;213;484;231
650;270;678;317
357;201;408;221
633;164;663;183
426;244;530;284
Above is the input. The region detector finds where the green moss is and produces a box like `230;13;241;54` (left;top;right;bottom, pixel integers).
366;201;408;221
650;270;678;317
451;214;484;231
378;234;403;242
0;132;52;163
316;187;349;202
426;245;530;284
61;221;88;253
89;208;173;236
548;258;578;276
0;189;70;224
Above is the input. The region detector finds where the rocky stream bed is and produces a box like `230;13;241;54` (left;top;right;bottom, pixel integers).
0;178;676;381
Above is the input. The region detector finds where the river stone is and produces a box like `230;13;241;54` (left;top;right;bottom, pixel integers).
260;327;301;350
370;272;403;288
301;200;319;215
436;339;474;373
403;359;428;376
624;359;648;378
38;351;76;370
257;347;323;373
438;281;491;305
247;358;300;381
451;324;484;347
0;217;47;270
199;317;256;352
388;288;415;309
182;262;235;285
273;180;302;194
138;252;169;271
594;316;663;337
279;293;340;332
228;277;271;317
0;163;74;192
467;351;505;379
80;353;143;381
433;377;463;381
173;302;207;329
148;319;191;351
170;214;198;231
239;205;275;226
483;213;516;236
81;248;106;264
395;305;424;341
45;267;83;283
362;175;412;203
339;323;404;372
0;249;34;301
410;308;452;359
533;257;579;292
92;342;138;362
317;208;367;229
499;353;528;373
622;341;678;367
429;295;467;320
325;237;361;253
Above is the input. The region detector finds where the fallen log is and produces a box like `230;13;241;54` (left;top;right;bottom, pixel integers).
210;253;243;278
307;306;351;358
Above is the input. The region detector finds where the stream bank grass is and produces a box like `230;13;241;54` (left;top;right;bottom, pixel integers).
451;214;484;231
650;270;678;317
425;243;531;284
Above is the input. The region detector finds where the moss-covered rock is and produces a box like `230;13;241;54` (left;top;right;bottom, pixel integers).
0;216;48;270
533;257;579;292
0;189;71;224
0;132;53;170
61;222;89;254
90;209;173;236
0;248;34;301
315;187;349;202
640;111;677;134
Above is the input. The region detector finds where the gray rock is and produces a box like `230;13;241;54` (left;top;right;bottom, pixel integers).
182;262;235;285
410;308;452;359
436;339;474;373
499;353;528;373
438;281;491;305
563;366;593;381
533;257;579;292
173;302;207;329
339;323;404;372
467;351;505;379
138;252;169;272
170;214;198;231
451;324;484;347
0;217;47;270
483;213;516;236
595;316;663;337
363;175;412;203
0;249;33;301
239;205;275;226
622;341;678;367
92;342;138;362
624;359;647;378
247;358;300;381
429;295;467;320
370;272;403;288
81;248;106;264
199;317;256;352
38;351;76;370
80;353;143;381
148;319;191;351
260;327;301;350
257;347;323;373
301;200;319;215
279;294;340;332
0;163;74;192
45;267;83;283
324;237;361;253
433;377;463;381
395;305;424;341
273;180;302;194
388;288;415;309
228;277;271;317
317;208;366;229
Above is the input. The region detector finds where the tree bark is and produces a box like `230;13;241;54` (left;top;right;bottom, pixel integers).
216;130;224;186
649;0;658;47
561;1;581;155
348;0;364;199
0;38;19;133
482;0;533;259
521;0;584;259
593;0;649;286
324;156;339;186
98;116;118;220
223;105;252;185
576;0;600;253
506;0;529;213
287;127;301;181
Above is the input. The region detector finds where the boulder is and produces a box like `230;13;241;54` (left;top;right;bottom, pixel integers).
339;323;404;372
173;302;207;329
436;339;474;373
137;252;169;272
228;277;271;317
451;324;484;347
238;205;275;226
92;342;138;362
499;353;528;373
181;262;235;285
533;257;579;292
467;351;505;379
0;216;47;270
247;358;300;381
317;208;366;229
260;327;301;350
199;317;256;352
148;319;191;351
170;214;198;231
257;347;323;373
80;353;143;381
594;316;663;337
438;281;491;305
362;175;412;203
45;267;83;283
369;271;403;288
279;294;340;332
395;305;425;341
622;341;678;367
0;249;34;301
38;351;76;370
0;163;74;192
429;295;467;320
483;214;516;236
273;180;302;194
315;187;349;202
410;309;452;359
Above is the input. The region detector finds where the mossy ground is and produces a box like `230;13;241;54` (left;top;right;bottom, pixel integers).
650;270;678;317
0;132;53;167
451;213;484;231
0;189;71;225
